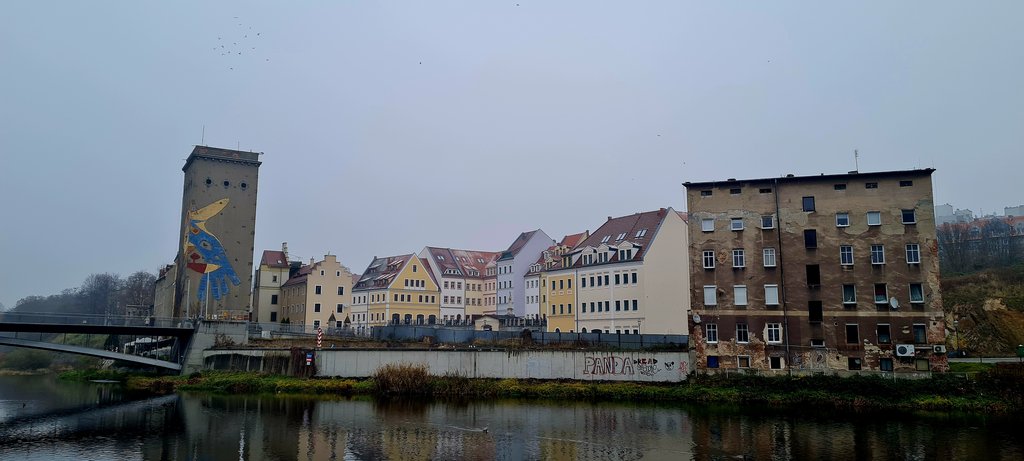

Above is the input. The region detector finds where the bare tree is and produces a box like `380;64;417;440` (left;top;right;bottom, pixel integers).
118;271;156;314
79;273;123;316
937;222;971;274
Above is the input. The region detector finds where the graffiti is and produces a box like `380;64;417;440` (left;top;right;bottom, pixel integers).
583;356;674;376
678;360;688;374
184;199;241;302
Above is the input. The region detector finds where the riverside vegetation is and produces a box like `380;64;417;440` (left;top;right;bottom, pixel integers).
60;362;1024;414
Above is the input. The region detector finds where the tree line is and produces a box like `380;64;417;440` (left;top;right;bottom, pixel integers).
6;271;157;317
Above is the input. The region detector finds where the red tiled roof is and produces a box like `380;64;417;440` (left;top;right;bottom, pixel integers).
559;231;589;249
450;249;500;279
259;250;289;268
568;208;674;268
499;230;539;261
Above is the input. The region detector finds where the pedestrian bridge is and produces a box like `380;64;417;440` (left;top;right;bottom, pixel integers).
0;312;197;371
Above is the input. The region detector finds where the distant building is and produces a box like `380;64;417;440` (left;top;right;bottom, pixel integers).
152;263;176;319
252;243;294;323
496;230;555;317
419;247;500;324
279;254;354;329
563;209;689;335
173;146;261;320
350;254;440;332
533;232;590;332
685;169;946;373
1005;205;1024;217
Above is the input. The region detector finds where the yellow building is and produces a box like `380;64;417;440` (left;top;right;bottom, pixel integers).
538;232;589;333
351;254;440;330
279;254;355;330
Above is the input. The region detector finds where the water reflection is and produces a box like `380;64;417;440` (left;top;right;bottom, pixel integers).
1;375;1022;460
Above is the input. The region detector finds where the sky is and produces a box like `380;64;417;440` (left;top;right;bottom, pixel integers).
2;1;1022;309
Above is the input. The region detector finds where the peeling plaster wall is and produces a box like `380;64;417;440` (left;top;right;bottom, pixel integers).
687;171;948;373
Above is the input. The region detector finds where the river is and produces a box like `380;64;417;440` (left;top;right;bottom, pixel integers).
0;375;1021;460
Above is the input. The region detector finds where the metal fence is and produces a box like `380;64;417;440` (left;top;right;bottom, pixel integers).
370;325;688;350
0;311;187;329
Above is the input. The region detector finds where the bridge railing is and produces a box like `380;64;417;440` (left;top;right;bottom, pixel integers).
0;312;189;329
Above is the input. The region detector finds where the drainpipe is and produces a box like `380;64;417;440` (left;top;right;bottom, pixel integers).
774;178;792;375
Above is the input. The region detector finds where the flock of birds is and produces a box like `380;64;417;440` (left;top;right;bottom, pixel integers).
214;17;267;71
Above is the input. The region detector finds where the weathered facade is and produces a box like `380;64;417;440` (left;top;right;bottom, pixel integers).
251;245;292;323
685;169;947;373
173;146;261;320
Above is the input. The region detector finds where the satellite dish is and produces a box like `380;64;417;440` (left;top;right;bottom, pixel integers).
889;297;900;309
692;314;702;324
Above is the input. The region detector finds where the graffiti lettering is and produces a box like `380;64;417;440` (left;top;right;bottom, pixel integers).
584;356;670;376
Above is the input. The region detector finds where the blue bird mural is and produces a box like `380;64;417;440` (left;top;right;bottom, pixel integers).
183;199;241;303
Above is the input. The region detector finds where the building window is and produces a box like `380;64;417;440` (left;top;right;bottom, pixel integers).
736;324;749;343
700;190;713;197
879;358;894;372
581;277;587;288
320;270;324;276
701;218;714;232
737;356;751;368
840;245;854;266
900;180;913;187
759;188;772;194
902;209;917;224
271;294;278;305
806;265;820;286
808;301;823;323
877;324;891;344
732;249;745;268
336;304;343;313
731;218;744;231
704;285;717;306
913;324;927;344
729;187;741;195
761;215;775;229
314;303;321;313
337;287;344;295
802;196;816;212
734;285;748;306
834;183;847;191
707;356;720;368
766;323;781;343
765;285;779;306
867;211;882;226
763;248;776;267
846;324;859;344
614;274;620;285
272;275;278;282
615;301;621;311
906;244;921;264
836;212;850;227
804;229;817;248
865;182;878;189
633;299;638;311
909;283;924;303
874;283;888;304
871;245;885;265
632;273;637;284
315;285;322;295
848;357;862;370
704;323;720;342
843;284;857;305
313;320;321;329
270;312;277;322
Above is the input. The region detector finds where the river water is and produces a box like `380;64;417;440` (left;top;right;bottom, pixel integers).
0;375;1021;460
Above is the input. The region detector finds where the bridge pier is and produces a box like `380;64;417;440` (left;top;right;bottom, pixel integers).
181;320;248;374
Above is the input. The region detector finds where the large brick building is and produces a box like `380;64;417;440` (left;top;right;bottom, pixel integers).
685;169;947;373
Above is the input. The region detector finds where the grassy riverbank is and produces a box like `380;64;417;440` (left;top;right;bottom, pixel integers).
60;363;1024;413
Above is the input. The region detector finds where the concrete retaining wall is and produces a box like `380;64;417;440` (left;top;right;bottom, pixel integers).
204;349;691;382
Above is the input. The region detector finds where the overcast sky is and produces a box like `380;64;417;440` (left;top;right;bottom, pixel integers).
2;1;1022;309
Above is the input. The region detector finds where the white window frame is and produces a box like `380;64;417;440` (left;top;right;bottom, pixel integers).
731;218;744;231
763;248;776;267
765;284;779;306
871;244;885;265
705;323;718;343
766;323;782;343
840;245;854;266
737;355;751;368
902;209;917;224
867;211;882;226
906;244;921;264
701;218;714;232
909;283;924;303
874;283;888;304
702;250;715;269
761;215;775;229
703;285;717;306
836;212;850;227
736;323;750;343
734;285;748;306
732;249;745;268
842;284;856;305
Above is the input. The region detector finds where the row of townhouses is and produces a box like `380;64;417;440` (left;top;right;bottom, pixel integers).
250;168;946;372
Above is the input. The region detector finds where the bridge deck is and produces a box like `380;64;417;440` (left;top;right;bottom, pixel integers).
0;337;182;370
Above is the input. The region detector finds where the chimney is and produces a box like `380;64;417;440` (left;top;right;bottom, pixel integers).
282;242;289;259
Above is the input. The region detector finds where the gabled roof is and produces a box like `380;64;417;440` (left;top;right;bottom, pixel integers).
282;264;312;287
533;231;588;273
498;230;539;261
450;249;500;278
569;208;674;268
559;231;589;249
424;247;462;276
259;250;289;269
353;254;413;291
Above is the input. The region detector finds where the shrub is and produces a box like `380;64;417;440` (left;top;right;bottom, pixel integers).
372;363;432;395
2;349;54;370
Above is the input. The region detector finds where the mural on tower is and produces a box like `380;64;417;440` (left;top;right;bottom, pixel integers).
183;198;241;302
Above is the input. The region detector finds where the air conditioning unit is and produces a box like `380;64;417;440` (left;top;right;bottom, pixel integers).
895;344;916;357
933;345;947;354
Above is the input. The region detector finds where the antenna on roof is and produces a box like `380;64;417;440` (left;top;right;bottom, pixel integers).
854;149;859;173
201;125;205;145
